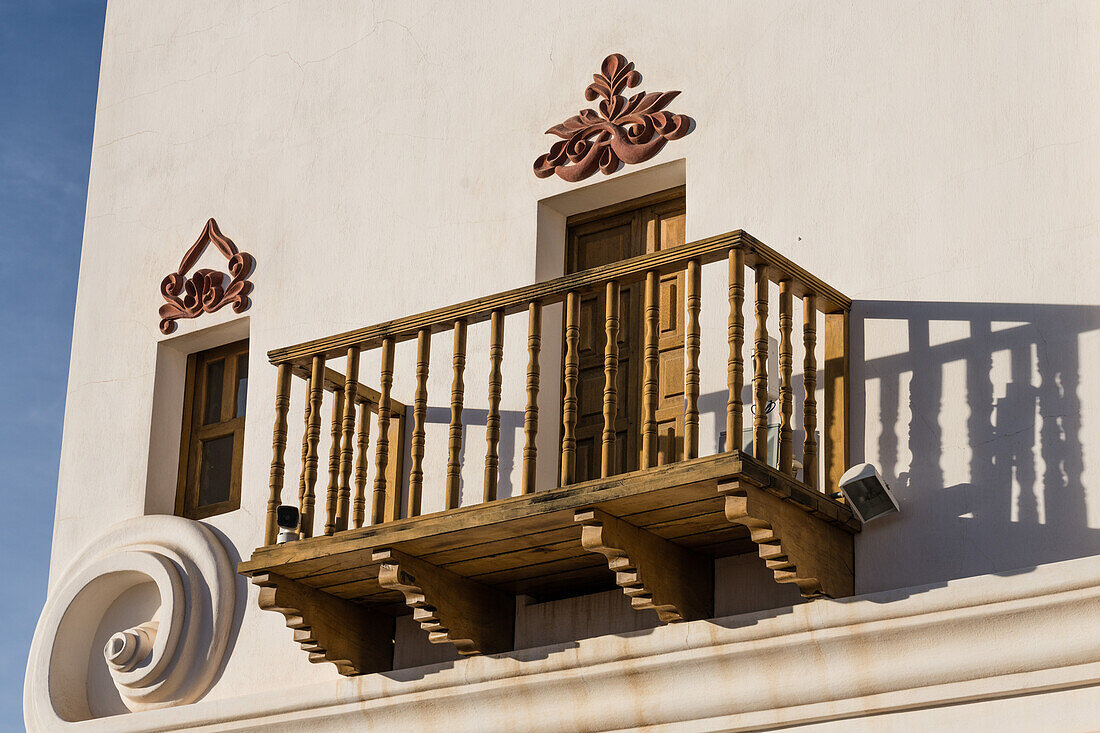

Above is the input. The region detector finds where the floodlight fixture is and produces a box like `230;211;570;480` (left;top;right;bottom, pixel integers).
837;463;899;524
275;505;300;544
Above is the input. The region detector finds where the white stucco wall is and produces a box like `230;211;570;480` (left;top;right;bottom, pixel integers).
34;0;1100;729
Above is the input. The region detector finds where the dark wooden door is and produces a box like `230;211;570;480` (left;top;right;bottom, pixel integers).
564;191;686;482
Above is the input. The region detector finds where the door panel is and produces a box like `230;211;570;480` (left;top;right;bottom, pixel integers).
564;192;685;481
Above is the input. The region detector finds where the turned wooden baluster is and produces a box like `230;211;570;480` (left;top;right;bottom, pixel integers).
323;385;345;535
521;301;542;494
777;279;795;475
727;248;745;454
445;320;468;509
640;271;659;469
561;291;579;486
301;355;326;538
601;280;621;478
483;310;504;502
803;294;819;490
685;259;702;460
264;363;293;545
336;348;360;531
407;328;431;518
753;267;770;463
371;338;395;524
352;399;372;528
296;372;312;532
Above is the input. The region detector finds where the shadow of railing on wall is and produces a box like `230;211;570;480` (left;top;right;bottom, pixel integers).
852;301;1100;588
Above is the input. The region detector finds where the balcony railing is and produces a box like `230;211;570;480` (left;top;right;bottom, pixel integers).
240;229;859;674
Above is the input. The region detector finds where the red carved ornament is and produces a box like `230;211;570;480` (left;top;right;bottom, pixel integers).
158;218;254;335
534;53;693;183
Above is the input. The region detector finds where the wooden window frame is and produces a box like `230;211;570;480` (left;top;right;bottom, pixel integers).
175;339;249;520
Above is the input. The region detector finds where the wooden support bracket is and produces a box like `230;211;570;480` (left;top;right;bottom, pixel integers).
574;508;713;622
719;479;854;598
252;572;394;676
374;549;515;656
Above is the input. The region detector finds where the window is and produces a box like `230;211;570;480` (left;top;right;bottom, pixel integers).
176;339;248;519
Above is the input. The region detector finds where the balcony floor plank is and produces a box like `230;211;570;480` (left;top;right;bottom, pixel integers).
240;452;855;608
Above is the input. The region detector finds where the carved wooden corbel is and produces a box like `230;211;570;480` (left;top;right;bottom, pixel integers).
373;549;515;656
252;572;394;676
719;479;854;598
574;508;713;622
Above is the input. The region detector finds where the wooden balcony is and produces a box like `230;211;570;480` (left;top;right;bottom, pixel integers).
238;229;859;675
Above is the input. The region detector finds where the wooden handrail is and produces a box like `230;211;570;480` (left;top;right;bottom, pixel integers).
267;231;851;366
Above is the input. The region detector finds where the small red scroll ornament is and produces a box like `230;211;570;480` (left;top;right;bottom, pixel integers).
534;53;693;183
158;219;254;335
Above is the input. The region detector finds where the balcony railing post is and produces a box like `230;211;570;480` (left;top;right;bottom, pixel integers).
521;301;542;495
824;311;850;493
802;294;819;490
445;320;468;509
601;280;621;478
778;279;794;475
561;292;579;486
641;271;659;468
407;328;431;517
336;347;360;531
726;248;745;453
264;363;293;546
752;267;770;463
301;355;326;538
483;310;504;502
323;386;345;535
371;338;395;523
684;259;702;460
352;399;371;528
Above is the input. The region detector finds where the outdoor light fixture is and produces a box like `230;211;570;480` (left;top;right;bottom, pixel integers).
275;505;300;544
837;463;899;524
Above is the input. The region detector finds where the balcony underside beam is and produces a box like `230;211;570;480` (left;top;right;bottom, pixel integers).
575;508;713;623
719;478;854;598
252;572;394;675
374;548;515;656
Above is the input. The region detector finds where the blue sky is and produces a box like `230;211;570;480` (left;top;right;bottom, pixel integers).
0;0;106;726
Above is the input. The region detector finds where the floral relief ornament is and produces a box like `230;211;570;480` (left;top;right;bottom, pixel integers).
158;218;254;334
534;53;693;182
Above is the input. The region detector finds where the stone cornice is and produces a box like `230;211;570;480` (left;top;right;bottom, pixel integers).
28;554;1100;731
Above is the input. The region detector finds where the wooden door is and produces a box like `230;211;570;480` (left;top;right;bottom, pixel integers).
564;190;686;482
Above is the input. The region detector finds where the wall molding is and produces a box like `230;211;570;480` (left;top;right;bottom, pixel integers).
27;554;1100;731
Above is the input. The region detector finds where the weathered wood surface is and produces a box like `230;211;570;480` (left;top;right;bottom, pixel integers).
252;572;394;676
371;338;395;524
446;320;468;509
720;477;854;598
601;280;621;478
268;231;851;365
483;310;504;502
802;294;818;490
408;328;431;517
561;291;580;486
241;453;857;600
752;268;770;464
521;302;541;494
726;247;745;452
375;549;515;655
684;258;702;460
265;363;293;545
336;348;360;531
575;508;713;623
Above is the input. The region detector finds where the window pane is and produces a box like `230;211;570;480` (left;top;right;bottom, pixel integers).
198;434;234;507
203;359;225;425
234;354;248;418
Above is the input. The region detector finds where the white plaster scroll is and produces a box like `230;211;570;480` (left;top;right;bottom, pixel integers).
24;515;235;728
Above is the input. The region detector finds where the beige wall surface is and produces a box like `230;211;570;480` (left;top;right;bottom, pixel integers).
37;0;1100;727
